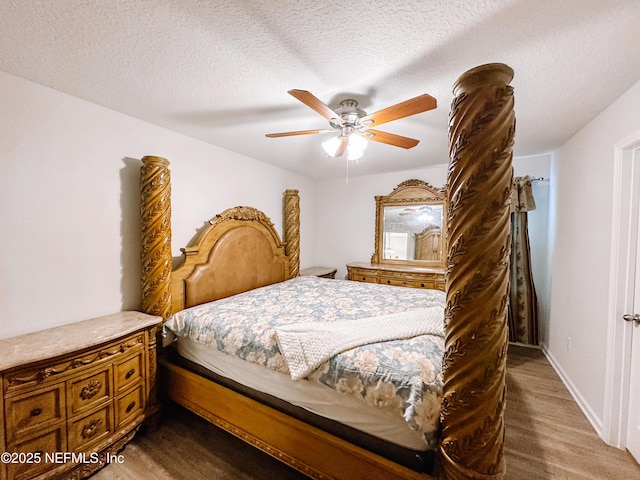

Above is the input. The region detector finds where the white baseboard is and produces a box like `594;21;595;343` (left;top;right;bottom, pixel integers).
540;344;604;437
509;341;542;349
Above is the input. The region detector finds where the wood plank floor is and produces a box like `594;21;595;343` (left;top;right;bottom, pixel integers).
93;345;640;479
504;344;639;479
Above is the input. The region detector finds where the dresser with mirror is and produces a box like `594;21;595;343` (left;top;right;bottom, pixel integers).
346;179;446;291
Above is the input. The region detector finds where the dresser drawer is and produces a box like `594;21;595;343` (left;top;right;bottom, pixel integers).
115;351;144;394
68;367;112;416
381;277;438;288
116;385;145;427
5;384;64;442
68;404;113;451
359;275;378;283
349;268;378;283
403;279;436;289
7;426;65;480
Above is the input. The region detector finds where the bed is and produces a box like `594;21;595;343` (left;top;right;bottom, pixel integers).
139;63;514;480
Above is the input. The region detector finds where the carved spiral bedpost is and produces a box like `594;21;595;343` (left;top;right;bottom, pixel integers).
139;155;172;425
283;189;300;278
439;64;515;479
140;155;172;319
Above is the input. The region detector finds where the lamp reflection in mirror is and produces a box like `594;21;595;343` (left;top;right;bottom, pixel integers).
322;133;368;160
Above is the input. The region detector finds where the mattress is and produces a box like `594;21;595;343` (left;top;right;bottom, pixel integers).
177;335;428;450
164;276;446;453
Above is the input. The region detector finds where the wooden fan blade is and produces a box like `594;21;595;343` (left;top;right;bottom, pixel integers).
360;94;436;127
333;137;348;157
265;129;331;138
288;89;343;125
366;129;420;149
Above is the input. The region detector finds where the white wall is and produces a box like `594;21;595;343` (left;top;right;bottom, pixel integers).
0;71;316;339
547;78;640;434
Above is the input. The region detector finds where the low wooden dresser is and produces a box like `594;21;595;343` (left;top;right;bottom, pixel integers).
0;311;162;480
346;262;446;291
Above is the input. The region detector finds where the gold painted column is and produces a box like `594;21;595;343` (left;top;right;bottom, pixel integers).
283;189;300;278
439;64;515;479
140;156;172;319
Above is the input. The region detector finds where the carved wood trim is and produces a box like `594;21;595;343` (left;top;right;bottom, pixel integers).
7;335;144;387
183;399;331;479
439;63;514;480
393;179;445;195
211;205;271;224
81;418;103;439
140;155;172;319
79;380;103;400
146;325;160;421
205;206;282;244
68;426;139;479
283;189;300;278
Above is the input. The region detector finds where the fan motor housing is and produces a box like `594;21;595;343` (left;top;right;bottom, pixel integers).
330;99;367;129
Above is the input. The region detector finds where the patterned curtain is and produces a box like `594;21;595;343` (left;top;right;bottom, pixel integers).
509;176;539;345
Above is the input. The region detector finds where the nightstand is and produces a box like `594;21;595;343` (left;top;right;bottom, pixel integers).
300;266;337;279
0;311;162;480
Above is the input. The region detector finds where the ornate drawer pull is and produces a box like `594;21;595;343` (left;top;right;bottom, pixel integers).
125;368;135;379
80;380;102;400
125;401;136;413
81;418;103;439
30;407;43;417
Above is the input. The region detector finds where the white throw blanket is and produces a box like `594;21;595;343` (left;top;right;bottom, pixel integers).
275;307;444;380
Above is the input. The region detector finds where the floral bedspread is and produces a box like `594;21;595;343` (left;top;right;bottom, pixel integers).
164;275;446;449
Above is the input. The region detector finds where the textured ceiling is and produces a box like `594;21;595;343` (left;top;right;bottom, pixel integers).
1;0;639;179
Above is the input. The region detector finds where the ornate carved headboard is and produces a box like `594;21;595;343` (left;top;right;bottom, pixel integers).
170;206;290;313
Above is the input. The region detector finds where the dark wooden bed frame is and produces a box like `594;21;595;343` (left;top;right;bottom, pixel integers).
138;63;515;480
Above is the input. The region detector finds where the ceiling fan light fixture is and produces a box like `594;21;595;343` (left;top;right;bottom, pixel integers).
322;132;368;159
347;148;364;161
347;133;367;160
321;136;342;157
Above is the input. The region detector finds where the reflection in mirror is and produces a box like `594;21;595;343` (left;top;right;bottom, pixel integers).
383;204;443;261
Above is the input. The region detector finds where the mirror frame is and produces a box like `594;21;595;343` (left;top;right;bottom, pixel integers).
371;179;447;267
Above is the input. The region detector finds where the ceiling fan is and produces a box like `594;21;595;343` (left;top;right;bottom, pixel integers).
265;90;437;160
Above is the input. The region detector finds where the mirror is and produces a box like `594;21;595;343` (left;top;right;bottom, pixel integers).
372;179;446;267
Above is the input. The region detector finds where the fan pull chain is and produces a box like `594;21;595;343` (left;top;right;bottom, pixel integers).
345;157;349;184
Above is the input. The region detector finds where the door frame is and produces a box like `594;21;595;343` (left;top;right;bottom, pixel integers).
603;129;640;447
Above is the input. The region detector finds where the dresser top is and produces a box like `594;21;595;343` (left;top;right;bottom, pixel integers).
346;262;445;274
0;311;162;372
